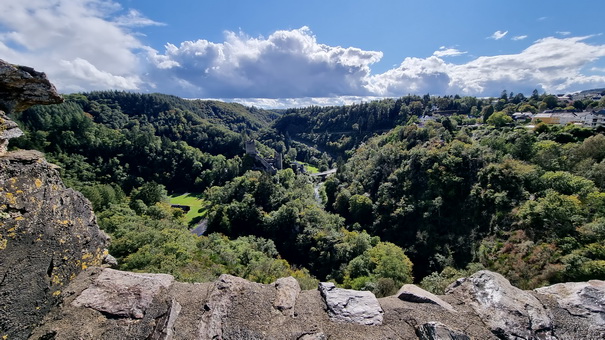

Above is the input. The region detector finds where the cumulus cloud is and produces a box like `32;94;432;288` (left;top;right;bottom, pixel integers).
433;47;467;57
489;30;509;40
0;0;149;91
512;35;528;41
369;36;605;97
1;1;605;102
145;27;383;98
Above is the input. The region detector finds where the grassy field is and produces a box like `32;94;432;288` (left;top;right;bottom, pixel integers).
169;193;208;225
300;162;319;174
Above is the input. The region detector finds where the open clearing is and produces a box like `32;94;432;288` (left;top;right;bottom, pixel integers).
169;193;207;225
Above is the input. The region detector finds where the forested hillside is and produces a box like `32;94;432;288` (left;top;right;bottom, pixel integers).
270;91;605;159
10;90;605;297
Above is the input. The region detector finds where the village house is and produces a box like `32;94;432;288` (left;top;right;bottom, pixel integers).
529;110;605;128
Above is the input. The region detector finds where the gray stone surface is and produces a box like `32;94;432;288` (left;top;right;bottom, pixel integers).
298;333;327;340
397;284;456;313
318;282;384;326
0;138;109;340
446;270;555;340
415;322;470;340
273;276;301;316
535;280;605;329
72;268;174;318
0;59;62;113
198;274;255;340
0;112;23;155
102;253;119;268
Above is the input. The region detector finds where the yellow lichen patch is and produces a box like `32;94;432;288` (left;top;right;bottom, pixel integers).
5;192;16;206
0;237;7;250
58;238;66;244
9;177;16;184
51;273;62;285
34;178;42;188
15;190;23;195
7;227;16;238
58;220;69;225
52;290;61;297
15;216;24;221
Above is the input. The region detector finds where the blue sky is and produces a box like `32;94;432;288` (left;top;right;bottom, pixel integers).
1;0;605;108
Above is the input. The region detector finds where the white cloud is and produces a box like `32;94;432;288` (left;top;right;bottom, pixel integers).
1;2;604;102
557;31;572;36
512;35;528;41
369;36;605;97
114;9;165;27
433;47;467;57
209;96;387;109
145;27;383;98
0;0;151;91
489;30;509;40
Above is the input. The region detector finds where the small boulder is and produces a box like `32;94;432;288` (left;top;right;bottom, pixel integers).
318;282;383;326
415;322;470;340
102;253;118;268
72;268;174;318
273;276;301;317
397;284;456;313
0;113;23;156
298;332;327;340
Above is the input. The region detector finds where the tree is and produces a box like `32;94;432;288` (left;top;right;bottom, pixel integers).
517;190;583;240
131;182;167;206
486;111;513;127
344;241;413;296
481;105;495;122
543;95;558;109
348;194;373;226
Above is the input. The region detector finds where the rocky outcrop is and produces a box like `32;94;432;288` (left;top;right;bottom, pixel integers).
445;270;555;339
0;59;62;156
25;266;605;340
0;60;107;339
0;59;62;113
318;282;384;326
0;150;109;339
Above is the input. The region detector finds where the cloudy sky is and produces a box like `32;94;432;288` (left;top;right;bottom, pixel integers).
1;0;605;108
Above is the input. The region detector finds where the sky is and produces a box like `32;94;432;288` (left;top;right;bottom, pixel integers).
1;0;605;108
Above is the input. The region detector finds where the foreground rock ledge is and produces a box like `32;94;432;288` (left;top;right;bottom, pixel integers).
27;268;605;340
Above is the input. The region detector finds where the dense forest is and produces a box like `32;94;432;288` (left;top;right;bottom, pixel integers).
9;90;605;296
